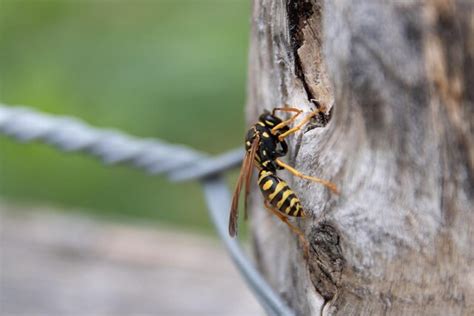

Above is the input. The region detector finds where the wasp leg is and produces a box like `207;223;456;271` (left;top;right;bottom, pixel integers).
272;106;302;115
263;200;309;254
271;108;302;134
275;159;339;194
277;110;322;141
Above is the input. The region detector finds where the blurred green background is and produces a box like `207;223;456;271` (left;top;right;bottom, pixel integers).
0;0;250;234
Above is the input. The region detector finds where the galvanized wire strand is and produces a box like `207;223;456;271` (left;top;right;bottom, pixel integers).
0;104;294;316
170;147;245;182
0;104;206;177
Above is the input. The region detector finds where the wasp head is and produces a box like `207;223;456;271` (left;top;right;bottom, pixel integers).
259;111;290;135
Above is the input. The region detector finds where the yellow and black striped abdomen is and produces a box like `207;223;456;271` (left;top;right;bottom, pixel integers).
257;170;304;217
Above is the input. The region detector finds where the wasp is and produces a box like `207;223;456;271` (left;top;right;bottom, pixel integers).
228;106;338;244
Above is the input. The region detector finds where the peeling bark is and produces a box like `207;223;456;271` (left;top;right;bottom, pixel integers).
246;1;474;315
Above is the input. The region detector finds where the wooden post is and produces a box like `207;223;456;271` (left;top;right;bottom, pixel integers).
246;1;474;314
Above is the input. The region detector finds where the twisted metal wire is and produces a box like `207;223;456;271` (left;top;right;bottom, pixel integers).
0;104;295;316
0;104;244;179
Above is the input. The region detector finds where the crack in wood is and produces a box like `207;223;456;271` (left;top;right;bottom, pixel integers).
287;0;332;129
287;0;316;101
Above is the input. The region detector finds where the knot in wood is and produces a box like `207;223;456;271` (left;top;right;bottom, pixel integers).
308;221;345;301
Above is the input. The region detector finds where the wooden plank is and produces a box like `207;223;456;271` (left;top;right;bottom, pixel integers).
0;206;263;316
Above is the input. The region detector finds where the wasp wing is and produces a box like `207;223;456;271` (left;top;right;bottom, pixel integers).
228;135;259;237
243;137;259;219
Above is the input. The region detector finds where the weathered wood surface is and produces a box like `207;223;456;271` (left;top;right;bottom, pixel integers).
0;206;263;316
247;0;474;315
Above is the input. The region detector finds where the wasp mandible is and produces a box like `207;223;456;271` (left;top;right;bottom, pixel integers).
228;106;338;243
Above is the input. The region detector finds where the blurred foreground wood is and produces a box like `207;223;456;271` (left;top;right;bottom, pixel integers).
247;1;473;315
0;205;263;316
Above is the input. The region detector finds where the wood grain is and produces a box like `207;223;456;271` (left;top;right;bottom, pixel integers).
247;1;474;315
